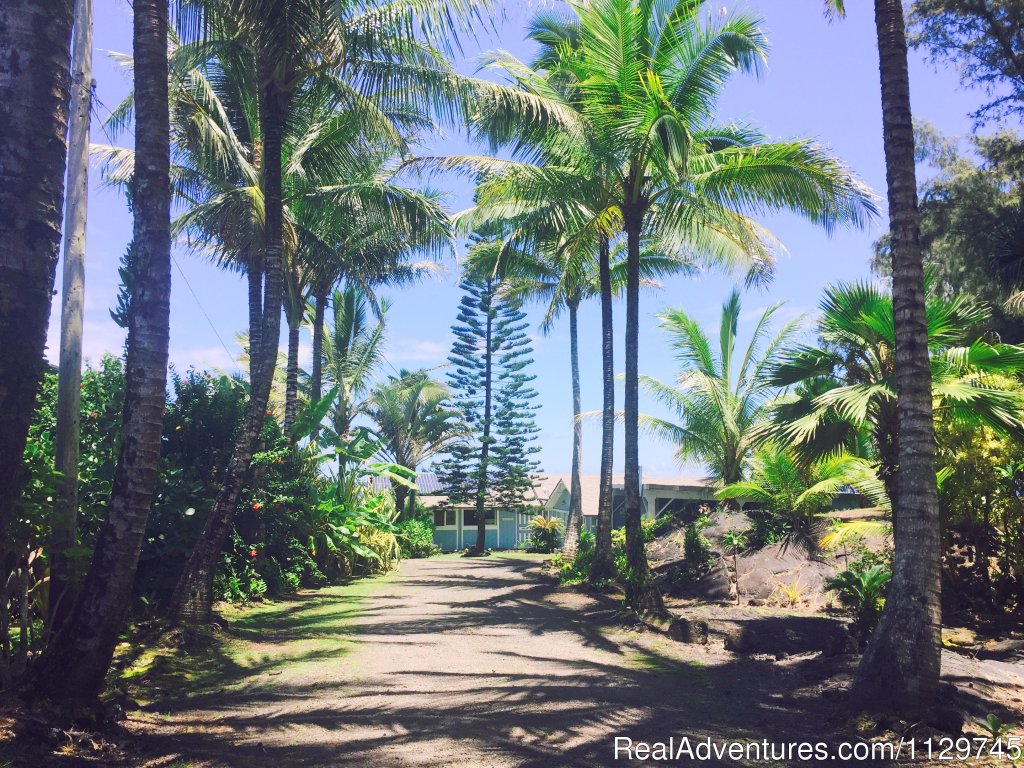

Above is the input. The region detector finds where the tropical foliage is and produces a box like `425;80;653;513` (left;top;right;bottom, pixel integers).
366;369;461;517
718;445;888;550
7;0;1024;730
766;281;1024;510
642;290;800;486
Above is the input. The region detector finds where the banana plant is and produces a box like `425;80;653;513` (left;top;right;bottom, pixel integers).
301;413;415;574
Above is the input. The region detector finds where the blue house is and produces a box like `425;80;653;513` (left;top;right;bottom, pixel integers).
420;472;722;551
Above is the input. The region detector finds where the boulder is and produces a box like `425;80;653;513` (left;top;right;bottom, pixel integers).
696;561;734;602
668;618;709;645
734;542;836;607
724;626;760;653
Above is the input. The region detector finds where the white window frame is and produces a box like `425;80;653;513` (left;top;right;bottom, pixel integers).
433;508;458;528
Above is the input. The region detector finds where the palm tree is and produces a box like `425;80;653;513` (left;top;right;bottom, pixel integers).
35;0;172;703
573;0;878;612
717;445;889;551
99;29;268;381
168;0;492;624
366;370;461;516
823;0;946;714
641;290;801;489
282;166;449;436
428;15;622;580
460;0;876;611
318;286;387;442
0;0;72;588
766;282;1024;516
100;49;451;437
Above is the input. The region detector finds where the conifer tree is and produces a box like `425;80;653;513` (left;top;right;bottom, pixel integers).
438;275;541;553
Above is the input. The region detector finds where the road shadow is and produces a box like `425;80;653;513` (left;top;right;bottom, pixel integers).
126;557;995;768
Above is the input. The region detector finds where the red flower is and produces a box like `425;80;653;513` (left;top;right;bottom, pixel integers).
250;549;258;558
252;502;261;510
89;411;98;419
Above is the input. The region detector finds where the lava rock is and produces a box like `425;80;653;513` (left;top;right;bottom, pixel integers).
668;618;710;645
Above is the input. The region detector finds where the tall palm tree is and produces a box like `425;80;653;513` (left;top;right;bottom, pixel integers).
576;0;877;612
100;49;451;436
825;0;948;711
766;282;1024;521
366;369;461;516
0;0;72;585
35;0;172;703
284;149;451;435
167;0;493;624
462;0;876;611
641;290;801;488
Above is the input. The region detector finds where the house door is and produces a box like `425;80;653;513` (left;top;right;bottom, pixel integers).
516;511;533;545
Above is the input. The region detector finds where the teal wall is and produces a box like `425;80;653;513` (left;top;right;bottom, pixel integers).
431;513;500;551
432;508;526;550
434;529;459;551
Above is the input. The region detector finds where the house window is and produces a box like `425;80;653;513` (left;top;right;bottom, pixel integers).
464;508;497;526
433;508;457;527
655;497;701;522
655;497;687;516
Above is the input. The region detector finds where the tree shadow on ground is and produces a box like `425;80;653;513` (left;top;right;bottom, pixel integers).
125;557;1017;768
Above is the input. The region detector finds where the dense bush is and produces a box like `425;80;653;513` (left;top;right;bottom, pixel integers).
936;417;1024;611
679;516;714;582
553;530;595;585
8;362;405;631
397;517;440;558
527;514;563;553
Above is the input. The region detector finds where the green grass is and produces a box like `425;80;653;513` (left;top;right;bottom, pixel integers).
116;574;391;705
625;650;708;678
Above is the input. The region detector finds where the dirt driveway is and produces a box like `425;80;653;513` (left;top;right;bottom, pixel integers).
126;555;1020;768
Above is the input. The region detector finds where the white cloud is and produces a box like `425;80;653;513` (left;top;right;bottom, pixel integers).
44;314;127;366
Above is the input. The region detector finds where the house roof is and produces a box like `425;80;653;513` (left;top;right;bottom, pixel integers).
642;475;715;489
368;471;443;495
418;472;715;515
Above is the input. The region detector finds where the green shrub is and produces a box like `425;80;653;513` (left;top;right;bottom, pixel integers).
527;514;563;553
215;540;269;604
681;516;714;580
557;530;595;585
397;517;440;558
825;565;891;643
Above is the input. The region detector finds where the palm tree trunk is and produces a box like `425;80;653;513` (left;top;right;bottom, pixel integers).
0;0;73;587
311;288;327;404
590;236;616;582
246;253;262;384
876;417;900;526
284;313;300;436
50;0;93;631
562;297;584;559
35;0;171;704
170;78;288;626
474;281;494;554
853;0;941;715
622;207;662;614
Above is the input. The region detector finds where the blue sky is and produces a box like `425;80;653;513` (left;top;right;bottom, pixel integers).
52;0;987;478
